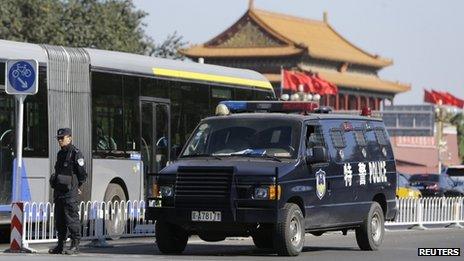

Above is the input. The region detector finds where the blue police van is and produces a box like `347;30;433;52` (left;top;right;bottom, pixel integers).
146;101;397;256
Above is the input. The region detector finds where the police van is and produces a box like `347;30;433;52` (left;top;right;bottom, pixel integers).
146;101;397;256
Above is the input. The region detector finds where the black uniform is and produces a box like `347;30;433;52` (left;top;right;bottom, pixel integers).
50;144;87;243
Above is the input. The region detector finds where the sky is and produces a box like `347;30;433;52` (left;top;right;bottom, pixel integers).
133;0;464;105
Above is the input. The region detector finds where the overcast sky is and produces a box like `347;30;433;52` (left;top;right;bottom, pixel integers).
133;0;463;104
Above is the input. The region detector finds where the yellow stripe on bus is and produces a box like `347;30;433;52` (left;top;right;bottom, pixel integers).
152;68;273;90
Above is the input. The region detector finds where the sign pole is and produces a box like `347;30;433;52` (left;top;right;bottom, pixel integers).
14;95;26;201
5;59;38;253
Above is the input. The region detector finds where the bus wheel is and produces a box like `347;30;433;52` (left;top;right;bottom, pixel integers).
273;203;305;256
355;202;384;250
104;183;127;240
155;220;188;254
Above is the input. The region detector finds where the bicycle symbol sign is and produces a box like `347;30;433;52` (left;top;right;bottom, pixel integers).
5;59;38;95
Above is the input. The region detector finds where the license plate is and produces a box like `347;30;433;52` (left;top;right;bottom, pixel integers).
191;211;221;222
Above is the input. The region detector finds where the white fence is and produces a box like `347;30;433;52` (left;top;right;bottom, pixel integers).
21;200;154;245
386;197;464;228
19;197;463;246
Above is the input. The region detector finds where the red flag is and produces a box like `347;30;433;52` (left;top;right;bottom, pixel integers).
424;89;440;104
282;70;315;92
431;90;446;105
294;72;316;93
282;70;300;91
444;92;464;108
425;89;464;108
438;91;456;106
312;73;338;95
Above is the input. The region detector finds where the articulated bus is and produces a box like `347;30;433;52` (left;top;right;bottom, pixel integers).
0;39;275;231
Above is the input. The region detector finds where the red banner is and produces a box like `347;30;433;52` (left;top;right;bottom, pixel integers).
282;70;338;95
424;89;464;108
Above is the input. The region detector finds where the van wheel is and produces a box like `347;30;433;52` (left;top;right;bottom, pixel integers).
252;225;274;249
155;220;188;254
104;183;127;239
355;202;384;250
273;203;305;256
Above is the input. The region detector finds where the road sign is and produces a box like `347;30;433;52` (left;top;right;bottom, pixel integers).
5;60;38;95
4;59;39;203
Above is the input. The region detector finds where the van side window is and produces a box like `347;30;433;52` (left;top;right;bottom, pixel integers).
374;128;388;146
306;125;324;148
354;129;367;147
330;129;346;149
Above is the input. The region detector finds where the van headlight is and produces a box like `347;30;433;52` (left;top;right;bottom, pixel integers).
254;187;269;199
253;185;281;200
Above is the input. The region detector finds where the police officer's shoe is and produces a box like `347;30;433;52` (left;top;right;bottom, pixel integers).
48;241;64;254
64;239;80;255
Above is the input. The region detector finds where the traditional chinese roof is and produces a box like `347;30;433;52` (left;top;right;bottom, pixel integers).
181;8;392;68
264;65;411;94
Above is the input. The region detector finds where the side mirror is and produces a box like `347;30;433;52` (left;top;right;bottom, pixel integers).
306;146;327;164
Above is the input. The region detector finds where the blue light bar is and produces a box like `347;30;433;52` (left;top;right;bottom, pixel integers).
218;100;319;114
220;101;247;111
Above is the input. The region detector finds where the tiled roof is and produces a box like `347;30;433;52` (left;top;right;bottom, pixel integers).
264;66;410;94
181;46;303;58
182;8;392;68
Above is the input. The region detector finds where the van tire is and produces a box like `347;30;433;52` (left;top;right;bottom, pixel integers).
104;183;127;239
252;226;274;249
355;202;384;250
273;203;305;256
155;220;188;254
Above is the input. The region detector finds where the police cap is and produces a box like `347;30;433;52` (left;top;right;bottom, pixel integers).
56;128;72;138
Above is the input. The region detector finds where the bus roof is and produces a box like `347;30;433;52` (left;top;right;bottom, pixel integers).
0;39;273;90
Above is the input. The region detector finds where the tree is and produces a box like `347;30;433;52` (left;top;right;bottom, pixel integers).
0;0;186;59
149;31;188;60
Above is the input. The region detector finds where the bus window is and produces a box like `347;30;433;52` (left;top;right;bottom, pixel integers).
23;69;48;157
123;76;141;152
170;82;210;150
92;72;124;155
235;88;254;100
141;78;170;99
211;86;232;113
254;89;272;100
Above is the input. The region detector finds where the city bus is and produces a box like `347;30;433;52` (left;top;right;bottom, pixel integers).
0;39;275;232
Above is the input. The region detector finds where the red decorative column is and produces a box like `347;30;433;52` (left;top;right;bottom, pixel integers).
344;94;349;110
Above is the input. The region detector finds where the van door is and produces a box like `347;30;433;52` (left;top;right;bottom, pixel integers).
322;120;360;225
304;121;337;227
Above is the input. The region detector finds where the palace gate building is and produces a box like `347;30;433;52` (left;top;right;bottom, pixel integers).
181;5;410;110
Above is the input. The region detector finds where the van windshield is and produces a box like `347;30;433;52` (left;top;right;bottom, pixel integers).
181;118;301;159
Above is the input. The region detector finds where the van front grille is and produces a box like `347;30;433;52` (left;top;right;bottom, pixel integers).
175;166;233;209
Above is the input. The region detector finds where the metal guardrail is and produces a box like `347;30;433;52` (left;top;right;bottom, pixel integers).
386;197;464;229
19;197;463;246
21;200;154;245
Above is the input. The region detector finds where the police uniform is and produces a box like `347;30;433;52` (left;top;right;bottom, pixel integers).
49;128;87;255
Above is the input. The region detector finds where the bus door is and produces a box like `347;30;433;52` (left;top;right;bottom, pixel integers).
140;97;170;178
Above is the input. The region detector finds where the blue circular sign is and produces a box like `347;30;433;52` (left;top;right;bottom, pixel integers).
8;61;36;92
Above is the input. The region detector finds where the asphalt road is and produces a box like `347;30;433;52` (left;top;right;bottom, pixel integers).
0;228;463;261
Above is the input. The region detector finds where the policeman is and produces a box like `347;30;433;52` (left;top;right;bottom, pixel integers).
49;128;87;255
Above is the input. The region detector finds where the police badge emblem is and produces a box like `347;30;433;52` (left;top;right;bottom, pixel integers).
315;169;326;199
